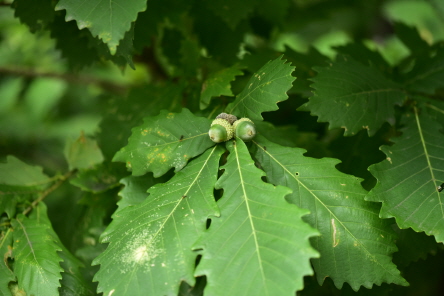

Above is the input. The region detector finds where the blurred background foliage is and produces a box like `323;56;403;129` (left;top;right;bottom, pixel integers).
1;0;444;294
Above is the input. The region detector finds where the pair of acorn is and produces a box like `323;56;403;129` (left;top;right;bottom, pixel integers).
209;113;256;143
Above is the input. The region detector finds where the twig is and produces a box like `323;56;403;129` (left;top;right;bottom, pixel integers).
22;170;76;216
0;67;127;95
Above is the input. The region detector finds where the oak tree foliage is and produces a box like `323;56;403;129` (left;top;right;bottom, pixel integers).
1;0;444;295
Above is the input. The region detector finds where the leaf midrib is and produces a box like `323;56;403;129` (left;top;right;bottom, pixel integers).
252;140;399;278
413;107;444;218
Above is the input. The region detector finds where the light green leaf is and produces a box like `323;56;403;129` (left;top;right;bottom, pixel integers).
11;205;63;296
113;108;215;177
250;135;408;290
55;0;146;55
195;139;319;296
0;229;14;296
200;66;244;110
93;145;224;296
0;156;50;186
367;108;444;242
225;56;295;121
26;203;95;296
64;133;104;170
0;156;51;218
302;55;406;136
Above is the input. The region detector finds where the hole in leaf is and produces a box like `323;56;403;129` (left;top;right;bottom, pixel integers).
206;218;211;229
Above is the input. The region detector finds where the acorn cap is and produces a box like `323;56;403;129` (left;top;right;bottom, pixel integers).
209;118;234;143
216;113;238;124
233;118;256;142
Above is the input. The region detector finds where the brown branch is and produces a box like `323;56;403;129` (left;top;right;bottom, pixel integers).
0;67;127;95
22;170;76;216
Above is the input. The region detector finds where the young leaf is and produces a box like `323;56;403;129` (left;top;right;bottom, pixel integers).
93;145;224;296
11;205;64;296
250;135;408;290
225;56;295;121
55;0;146;55
0;229;14;295
403;45;444;94
200;66;244;110
302;55;406;136
113;108;215;177
367;108;444;242
64;133;104;170
195;139;319;296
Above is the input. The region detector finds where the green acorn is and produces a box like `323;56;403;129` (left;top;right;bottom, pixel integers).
216;113;238;124
233;118;256;142
209;118;234;143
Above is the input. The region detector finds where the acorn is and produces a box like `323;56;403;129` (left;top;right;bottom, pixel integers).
233;118;256;142
215;113;238;124
209;118;234;143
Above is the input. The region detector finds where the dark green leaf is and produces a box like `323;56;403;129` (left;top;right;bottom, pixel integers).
69;162;124;193
93;145;224;296
303;55;406;136
55;0;146;55
98;84;183;160
205;0;257;29
250;135;407;290
200;66;244;110
195;139;319;296
403;45;444;94
284;46;329;96
367;108;444;242
11;205;63;296
393;228;440;268
225;56;295;121
394;22;430;56
113;108;215;177
12;0;55;32
116;174;163;212
0;229;14;296
64;133;104;170
333;43;390;73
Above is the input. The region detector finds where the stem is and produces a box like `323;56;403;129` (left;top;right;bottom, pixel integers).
22;170;76;216
0;67;127;95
